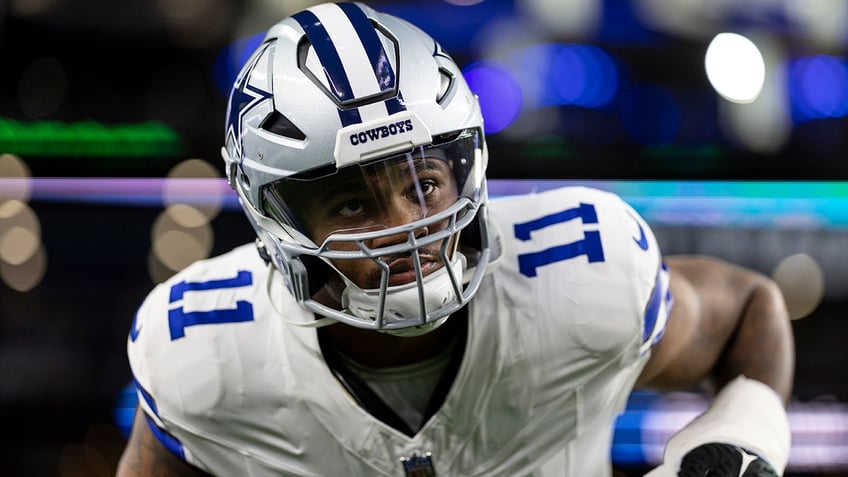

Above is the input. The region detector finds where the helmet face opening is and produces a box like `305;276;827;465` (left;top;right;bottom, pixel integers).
259;128;487;332
262;128;482;256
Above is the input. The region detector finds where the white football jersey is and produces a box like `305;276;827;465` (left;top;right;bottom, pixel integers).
127;186;671;476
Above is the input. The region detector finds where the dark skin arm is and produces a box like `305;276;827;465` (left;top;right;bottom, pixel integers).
117;406;211;477
636;255;794;402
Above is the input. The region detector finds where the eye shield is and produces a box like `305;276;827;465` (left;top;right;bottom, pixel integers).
261;128;483;250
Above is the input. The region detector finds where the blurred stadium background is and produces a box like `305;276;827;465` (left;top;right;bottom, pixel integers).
2;0;848;475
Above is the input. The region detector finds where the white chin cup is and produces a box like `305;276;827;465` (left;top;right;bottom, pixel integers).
341;253;466;336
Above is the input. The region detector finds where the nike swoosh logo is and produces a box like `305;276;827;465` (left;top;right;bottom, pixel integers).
630;212;649;251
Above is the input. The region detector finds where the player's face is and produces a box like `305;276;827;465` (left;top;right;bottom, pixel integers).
290;156;459;290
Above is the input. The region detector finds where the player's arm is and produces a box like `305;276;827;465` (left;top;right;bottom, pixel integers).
636;255;795;476
117;406;211;477
637;255;793;398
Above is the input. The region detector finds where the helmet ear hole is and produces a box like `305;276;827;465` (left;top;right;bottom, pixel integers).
437;67;454;105
260;110;306;140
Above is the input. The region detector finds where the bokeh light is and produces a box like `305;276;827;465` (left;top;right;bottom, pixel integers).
18;56;67;119
513;43;619;109
153;204;214;253
771;253;825;320
162;158;225;225
0;153;45;292
146;159;223;282
0;226;39;266
152;227;212;273
705;32;766;104
716;34;792;154
155;0;232;48
148;249;177;285
789;55;848;122
0;244;47;292
519;0;602;38
150;206;214;274
166;203;210;229
463;61;523;133
0;154;32;202
785;0;848;50
9;0;57;17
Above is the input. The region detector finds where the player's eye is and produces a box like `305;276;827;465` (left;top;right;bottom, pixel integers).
336;200;366;217
407;177;441;198
419;179;437;197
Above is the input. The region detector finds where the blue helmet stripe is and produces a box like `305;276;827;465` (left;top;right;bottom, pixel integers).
385;95;405;115
337;2;399;95
292;9;355;103
339;108;362;127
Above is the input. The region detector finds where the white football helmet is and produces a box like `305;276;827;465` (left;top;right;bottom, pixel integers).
222;1;493;335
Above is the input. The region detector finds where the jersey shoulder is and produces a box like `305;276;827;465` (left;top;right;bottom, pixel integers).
126;243;279;421
129;242;268;345
488;185;660;276
486;186;669;355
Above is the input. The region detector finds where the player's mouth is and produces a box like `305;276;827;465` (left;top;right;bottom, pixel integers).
384;255;441;286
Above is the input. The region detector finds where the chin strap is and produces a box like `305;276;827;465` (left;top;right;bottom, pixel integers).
265;262;337;328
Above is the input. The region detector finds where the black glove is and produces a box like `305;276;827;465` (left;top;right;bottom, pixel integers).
678;442;779;477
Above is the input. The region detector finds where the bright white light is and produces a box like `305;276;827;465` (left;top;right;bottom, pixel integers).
717;34;791;154
705;33;765;104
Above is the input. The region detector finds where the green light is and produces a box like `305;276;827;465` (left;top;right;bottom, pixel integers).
0;119;182;157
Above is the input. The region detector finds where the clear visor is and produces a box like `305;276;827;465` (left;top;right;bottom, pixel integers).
262;129;483;252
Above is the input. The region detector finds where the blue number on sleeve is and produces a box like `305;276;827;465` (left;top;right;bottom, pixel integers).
129;311;142;342
168;271;254;340
514;202;605;277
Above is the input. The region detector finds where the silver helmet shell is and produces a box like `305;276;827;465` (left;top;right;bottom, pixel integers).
222;1;491;333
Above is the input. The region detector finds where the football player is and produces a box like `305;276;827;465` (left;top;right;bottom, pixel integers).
118;2;794;476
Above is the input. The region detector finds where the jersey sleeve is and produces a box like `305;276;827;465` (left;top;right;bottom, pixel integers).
616;198;672;356
125;244;269;470
126;279;197;462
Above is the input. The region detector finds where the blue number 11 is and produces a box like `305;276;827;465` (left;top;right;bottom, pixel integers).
514;202;605;277
168;271;255;340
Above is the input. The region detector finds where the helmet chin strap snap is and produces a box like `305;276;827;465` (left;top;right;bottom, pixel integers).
340;253;466;336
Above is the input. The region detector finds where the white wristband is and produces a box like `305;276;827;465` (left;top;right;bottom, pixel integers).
649;375;790;475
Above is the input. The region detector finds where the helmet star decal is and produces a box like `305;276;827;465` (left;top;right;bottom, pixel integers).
225;47;273;161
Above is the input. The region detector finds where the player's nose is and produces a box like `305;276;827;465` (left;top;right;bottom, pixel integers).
368;199;428;249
